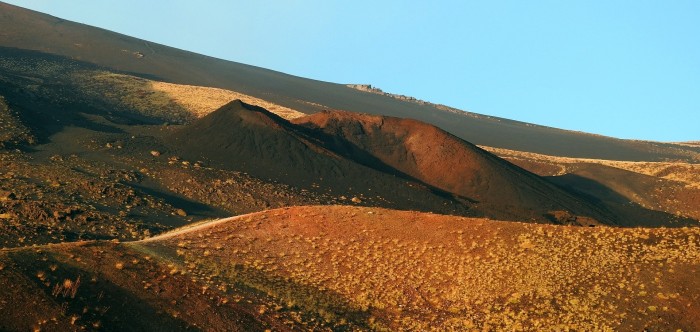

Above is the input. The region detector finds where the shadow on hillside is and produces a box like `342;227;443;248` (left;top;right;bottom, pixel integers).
128;182;230;221
547;173;698;227
7;249;202;331
189;255;379;330
166;101;477;218
294;123;480;205
0;47;190;145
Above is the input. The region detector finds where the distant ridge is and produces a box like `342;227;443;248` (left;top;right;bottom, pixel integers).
1;1;698;161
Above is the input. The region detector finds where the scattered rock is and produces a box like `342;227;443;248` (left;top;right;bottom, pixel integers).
0;191;16;201
351;197;362;203
175;209;187;217
150;150;161;157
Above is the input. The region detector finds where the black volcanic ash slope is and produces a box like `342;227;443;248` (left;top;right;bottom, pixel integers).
169;100;615;224
1;2;698;162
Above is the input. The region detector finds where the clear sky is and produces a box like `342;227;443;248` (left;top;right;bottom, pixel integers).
5;0;700;141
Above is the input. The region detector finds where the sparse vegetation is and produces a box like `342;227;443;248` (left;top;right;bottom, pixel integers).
484;146;700;221
485;146;700;187
135;206;700;331
74;70;305;123
51;276;80;298
0;16;698;331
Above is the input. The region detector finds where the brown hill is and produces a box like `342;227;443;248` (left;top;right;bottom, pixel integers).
293;110;620;224
136;206;700;331
2;205;698;331
168;101;624;224
0;42;691;250
167;100;475;217
485;147;700;225
0;53;356;248
0;240;307;331
1;2;698;162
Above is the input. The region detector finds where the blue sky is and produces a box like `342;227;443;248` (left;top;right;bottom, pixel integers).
7;0;700;141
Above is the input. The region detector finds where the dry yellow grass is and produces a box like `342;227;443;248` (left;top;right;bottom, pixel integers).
135;205;700;331
149;80;305;120
483;146;700;189
73;71;305;123
672;141;700;148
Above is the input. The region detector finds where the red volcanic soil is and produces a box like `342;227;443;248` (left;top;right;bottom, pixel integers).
167;100;475;217
293;110;616;224
500;156;700;226
137;205;700;331
169;101;616;224
0;240;320;331
2;205;698;331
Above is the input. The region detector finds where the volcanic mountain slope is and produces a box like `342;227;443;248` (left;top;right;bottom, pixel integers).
292;110;616;223
0;42;692;241
0;47;633;249
486;146;700;223
2;1;699;162
167;100;473;218
0;44;692;227
138;206;700;331
0;51;347;248
0;46;300;141
169;100;620;224
545;164;700;227
3;206;696;331
294;110;699;226
0;240;313;331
